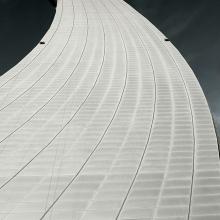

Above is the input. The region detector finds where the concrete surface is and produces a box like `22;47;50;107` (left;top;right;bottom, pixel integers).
0;0;219;219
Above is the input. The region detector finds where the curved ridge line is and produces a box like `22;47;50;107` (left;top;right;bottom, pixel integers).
40;0;129;218
104;0;157;219
118;1;196;219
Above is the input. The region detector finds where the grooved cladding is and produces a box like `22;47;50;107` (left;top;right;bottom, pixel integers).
0;0;219;219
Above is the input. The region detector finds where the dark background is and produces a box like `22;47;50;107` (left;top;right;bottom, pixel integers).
0;0;219;139
0;0;55;74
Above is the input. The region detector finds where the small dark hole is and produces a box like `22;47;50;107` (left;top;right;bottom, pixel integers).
165;38;170;42
40;41;45;45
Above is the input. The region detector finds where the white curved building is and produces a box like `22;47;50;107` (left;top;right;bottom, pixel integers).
0;0;219;219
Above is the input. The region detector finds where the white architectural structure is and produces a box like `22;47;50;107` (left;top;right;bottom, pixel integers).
0;0;219;219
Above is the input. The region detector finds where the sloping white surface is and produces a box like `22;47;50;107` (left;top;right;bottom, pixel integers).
0;0;219;219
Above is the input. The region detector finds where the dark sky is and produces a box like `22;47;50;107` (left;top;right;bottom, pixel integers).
125;0;220;138
0;0;55;74
0;0;219;138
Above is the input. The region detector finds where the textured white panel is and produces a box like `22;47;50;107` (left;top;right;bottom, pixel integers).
0;0;219;219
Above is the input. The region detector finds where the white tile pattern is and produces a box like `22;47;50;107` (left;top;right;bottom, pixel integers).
0;0;219;219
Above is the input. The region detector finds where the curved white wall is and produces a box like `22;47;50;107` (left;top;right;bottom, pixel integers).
0;0;219;219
